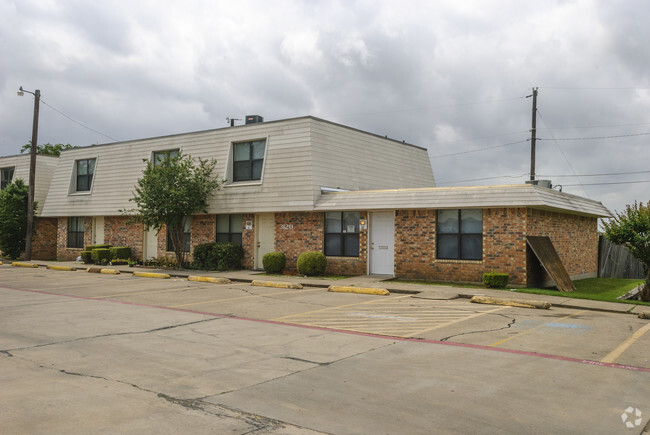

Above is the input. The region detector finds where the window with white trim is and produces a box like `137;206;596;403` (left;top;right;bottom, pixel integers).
153;149;179;166
233;140;265;182
75;159;96;192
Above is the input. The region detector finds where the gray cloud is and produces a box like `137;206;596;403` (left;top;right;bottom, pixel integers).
1;0;648;214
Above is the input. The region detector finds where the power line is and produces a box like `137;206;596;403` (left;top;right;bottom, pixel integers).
40;98;119;142
429;139;528;158
540;86;650;91
436;173;528;185
539;132;650;141
540;170;650;178
562;180;650;187
536;109;588;197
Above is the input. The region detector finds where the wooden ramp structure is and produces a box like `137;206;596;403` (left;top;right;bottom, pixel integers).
526;236;576;292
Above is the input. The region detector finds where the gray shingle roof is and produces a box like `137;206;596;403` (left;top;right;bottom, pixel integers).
314;184;612;217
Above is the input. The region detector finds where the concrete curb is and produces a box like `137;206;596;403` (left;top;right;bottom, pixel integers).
638;311;650;319
11;262;39;268
47;265;77;271
251;280;303;289
470;295;551;309
328;285;390;296
86;267;120;275
133;271;170;279
188;275;231;284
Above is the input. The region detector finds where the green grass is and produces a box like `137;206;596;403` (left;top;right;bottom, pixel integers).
392;277;650;306
511;278;650;306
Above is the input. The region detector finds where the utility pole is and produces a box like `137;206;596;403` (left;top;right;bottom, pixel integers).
17;87;40;261
527;87;538;181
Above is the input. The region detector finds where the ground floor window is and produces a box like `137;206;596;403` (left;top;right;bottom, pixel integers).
324;211;360;257
167;218;191;252
67;217;85;248
437;209;483;260
216;214;243;244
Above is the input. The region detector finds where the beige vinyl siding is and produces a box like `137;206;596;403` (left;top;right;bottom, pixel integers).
0;154;57;210
41;118;318;217
309;119;435;198
38;116;443;218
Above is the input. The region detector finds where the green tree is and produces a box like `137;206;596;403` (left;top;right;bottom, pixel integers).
21;142;78;157
124;153;222;267
603;201;650;301
0;179;37;259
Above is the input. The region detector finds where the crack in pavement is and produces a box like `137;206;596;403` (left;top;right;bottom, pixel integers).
439;313;516;342
0;317;221;354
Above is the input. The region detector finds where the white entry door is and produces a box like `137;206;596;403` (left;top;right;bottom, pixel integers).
143;227;158;260
92;217;104;245
370;211;395;275
255;213;275;269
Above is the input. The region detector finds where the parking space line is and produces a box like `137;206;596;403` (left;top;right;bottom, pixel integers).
272;294;414;321
403;306;507;337
601;323;650;364
169;287;323;308
273;297;508;338
488;311;585;347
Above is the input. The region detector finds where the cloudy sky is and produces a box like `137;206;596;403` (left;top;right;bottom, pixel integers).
1;0;648;214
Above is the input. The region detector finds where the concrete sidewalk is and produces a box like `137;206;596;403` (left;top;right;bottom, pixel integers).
6;259;647;315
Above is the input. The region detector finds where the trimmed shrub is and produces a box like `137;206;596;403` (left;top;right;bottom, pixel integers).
109;246;132;260
297;251;327;276
80;251;93;264
192;243;216;270
91;248;111;265
483;272;510;289
263;252;286;274
192;242;244;271
85;244;112;251
213;243;244;271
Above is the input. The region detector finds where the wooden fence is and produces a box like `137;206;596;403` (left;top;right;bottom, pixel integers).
598;235;645;279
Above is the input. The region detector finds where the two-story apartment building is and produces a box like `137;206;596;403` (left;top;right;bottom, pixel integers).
0;153;58;259
24;116;611;286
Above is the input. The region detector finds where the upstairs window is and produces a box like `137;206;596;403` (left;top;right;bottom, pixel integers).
233;140;265;182
153;149;179;166
76;159;96;192
1;167;14;189
324;212;360;257
437;209;483;260
216;214;243;244
67;217;85;248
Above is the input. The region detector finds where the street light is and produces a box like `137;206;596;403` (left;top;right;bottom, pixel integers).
17;86;40;261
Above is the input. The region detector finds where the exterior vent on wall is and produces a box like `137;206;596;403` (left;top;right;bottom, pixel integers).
245;115;264;124
525;179;552;189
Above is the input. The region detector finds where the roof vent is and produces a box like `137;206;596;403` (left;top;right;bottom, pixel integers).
245;115;264;124
525;179;552;189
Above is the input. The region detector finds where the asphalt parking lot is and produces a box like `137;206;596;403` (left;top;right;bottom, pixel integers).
1;264;649;433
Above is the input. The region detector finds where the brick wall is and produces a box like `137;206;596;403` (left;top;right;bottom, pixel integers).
104;216;144;260
393;207;598;285
273;211;368;275
56;217;92;261
527;209;598;282
275;212;323;270
32;217;58;260
241;214;255;269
